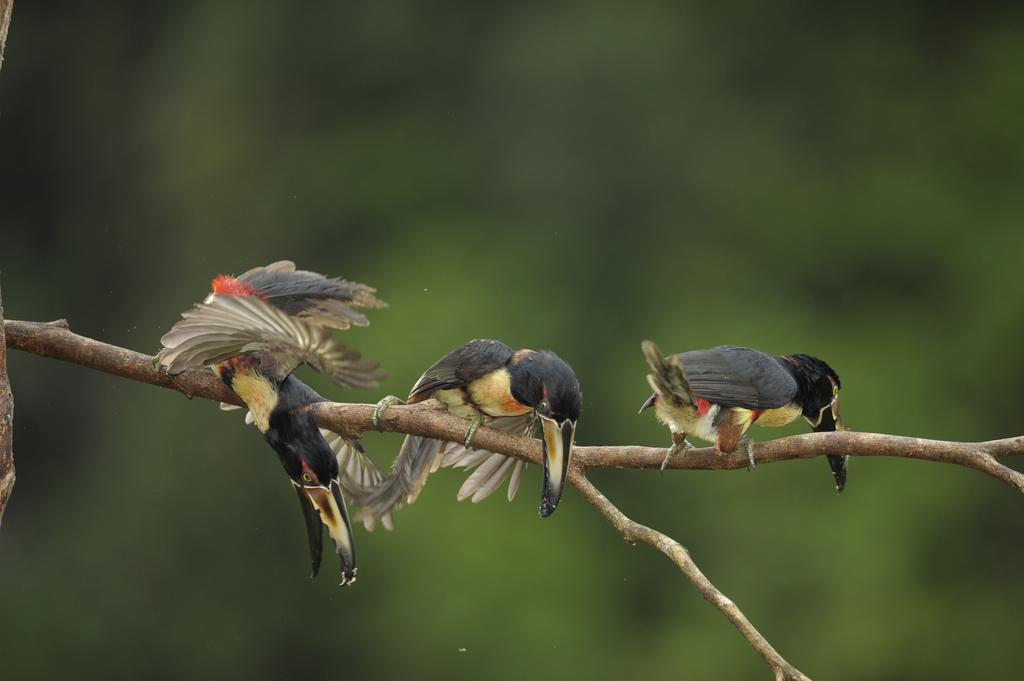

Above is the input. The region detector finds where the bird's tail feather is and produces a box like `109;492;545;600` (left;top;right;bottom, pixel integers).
356;435;444;531
641;340;695;408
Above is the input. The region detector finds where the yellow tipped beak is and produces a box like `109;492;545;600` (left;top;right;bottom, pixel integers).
539;415;575;518
304;481;357;585
831;395;844;430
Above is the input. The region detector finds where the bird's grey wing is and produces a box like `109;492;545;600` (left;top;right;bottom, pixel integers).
158;294;384;388
408;339;513;401
441;413;537;503
237;261;386;329
681;346;798;409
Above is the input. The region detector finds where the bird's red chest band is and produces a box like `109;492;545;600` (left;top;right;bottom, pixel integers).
211;275;266;298
749;410;764;423
696;398;713;417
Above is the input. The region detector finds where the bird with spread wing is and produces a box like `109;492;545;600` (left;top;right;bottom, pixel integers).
157;260;387;585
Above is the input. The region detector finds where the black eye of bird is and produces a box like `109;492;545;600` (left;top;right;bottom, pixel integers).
302;472;314;484
539;400;549;411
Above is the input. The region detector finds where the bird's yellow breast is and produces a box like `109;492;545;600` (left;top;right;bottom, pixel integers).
467;369;533;417
220;365;278;432
753;403;803;428
435;369;533;419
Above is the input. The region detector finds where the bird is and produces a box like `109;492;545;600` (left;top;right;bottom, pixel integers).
156;260;388;584
364;338;582;526
638;340;847;492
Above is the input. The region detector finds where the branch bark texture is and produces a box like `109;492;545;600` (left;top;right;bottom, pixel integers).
0;1;13;521
5;317;1024;680
0;288;14;523
0;0;12;72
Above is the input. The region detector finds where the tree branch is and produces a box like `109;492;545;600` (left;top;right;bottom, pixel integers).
7;319;1021;486
0;288;14;523
569;470;810;681
5;317;1024;680
0;1;14;522
0;0;12;73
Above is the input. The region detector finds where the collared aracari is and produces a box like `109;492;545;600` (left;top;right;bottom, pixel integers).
364;339;582;525
157;260;387;584
639;340;847;492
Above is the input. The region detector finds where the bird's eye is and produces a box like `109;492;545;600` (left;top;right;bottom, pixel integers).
833;385;839;397
302;472;313;484
539;400;550;411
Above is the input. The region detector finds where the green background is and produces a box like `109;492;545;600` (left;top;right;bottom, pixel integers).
2;3;1023;679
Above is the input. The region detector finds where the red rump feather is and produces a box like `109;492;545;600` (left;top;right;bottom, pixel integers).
696;397;712;417
211;275;265;298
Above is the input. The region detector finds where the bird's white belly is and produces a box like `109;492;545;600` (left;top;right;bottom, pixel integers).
654;400;720;443
689;405;721;443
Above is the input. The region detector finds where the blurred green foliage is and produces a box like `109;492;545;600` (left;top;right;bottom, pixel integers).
2;2;1024;679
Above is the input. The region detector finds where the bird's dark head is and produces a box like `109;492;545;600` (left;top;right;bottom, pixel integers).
784;354;842;431
509;350;581;517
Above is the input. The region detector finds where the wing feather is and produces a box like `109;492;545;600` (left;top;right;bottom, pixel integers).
408;339;513;401
357;412;536;530
681;346;798;409
237;262;385;329
158;294;384;388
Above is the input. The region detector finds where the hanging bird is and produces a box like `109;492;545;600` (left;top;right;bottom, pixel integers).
157;260;387;584
364;339;581;526
639;340;846;492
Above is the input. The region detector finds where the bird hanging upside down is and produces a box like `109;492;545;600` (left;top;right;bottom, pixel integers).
364;338;582;527
157;260;387;584
639;340;847;492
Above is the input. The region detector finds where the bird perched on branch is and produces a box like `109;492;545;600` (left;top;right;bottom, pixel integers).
156;260;387;584
639;340;847;492
366;339;581;526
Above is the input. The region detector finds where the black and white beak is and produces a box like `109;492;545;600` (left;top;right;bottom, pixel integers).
294;480;357;585
538;415;576;518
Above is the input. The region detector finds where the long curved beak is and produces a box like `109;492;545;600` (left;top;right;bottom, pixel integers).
813;397;847;493
294;483;325;578
539;415;576;518
300;481;357;585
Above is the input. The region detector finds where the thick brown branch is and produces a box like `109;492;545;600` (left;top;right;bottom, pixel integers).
570;470;810;681
0;286;14;523
4;319;241;406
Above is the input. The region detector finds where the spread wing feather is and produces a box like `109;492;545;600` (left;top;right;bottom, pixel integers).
357;413;536;529
158;294;384;388
237;260;386;329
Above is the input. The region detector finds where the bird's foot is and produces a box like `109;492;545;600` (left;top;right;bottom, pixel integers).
660;437;694;472
741;437;756;471
463;413;486;448
372;395;405;430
